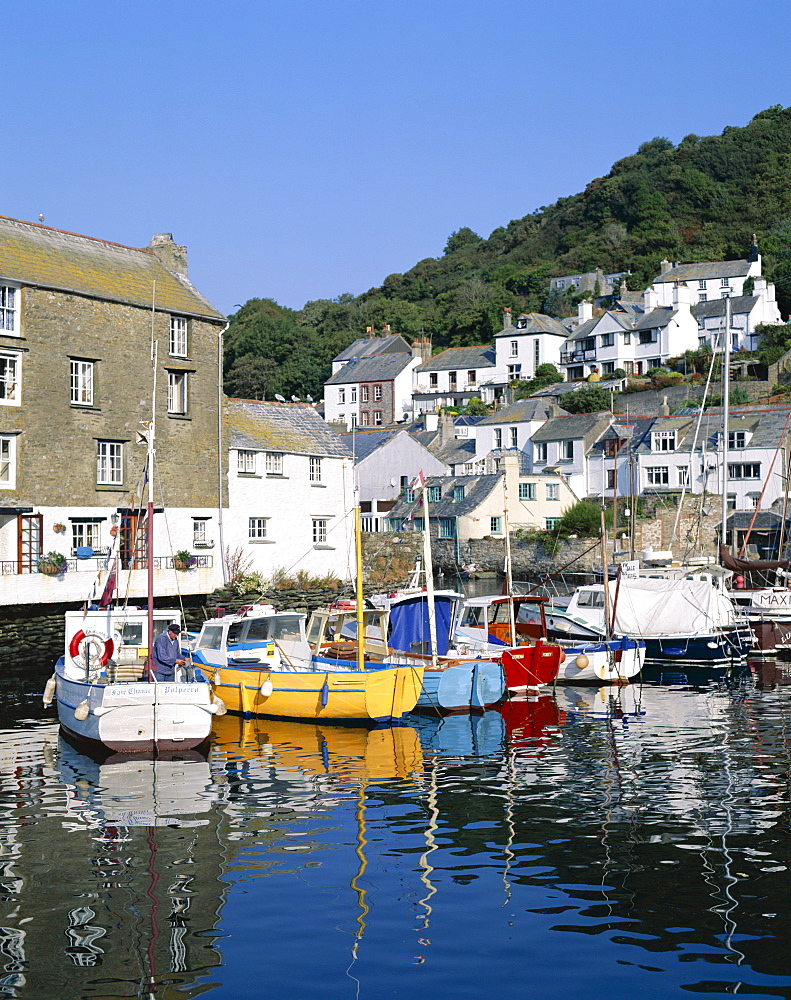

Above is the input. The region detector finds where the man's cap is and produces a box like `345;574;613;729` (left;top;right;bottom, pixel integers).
167;623;181;633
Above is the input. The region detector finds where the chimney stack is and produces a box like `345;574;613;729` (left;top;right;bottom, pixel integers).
411;338;431;362
147;233;188;277
659;258;673;276
503;307;512;331
578;301;593;323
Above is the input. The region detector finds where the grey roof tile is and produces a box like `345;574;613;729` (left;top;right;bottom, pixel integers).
325;354;415;385
416;345;496;372
228;400;352;458
333;334;411;362
652;260;751;284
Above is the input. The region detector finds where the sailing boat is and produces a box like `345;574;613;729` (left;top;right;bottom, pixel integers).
45;345;219;753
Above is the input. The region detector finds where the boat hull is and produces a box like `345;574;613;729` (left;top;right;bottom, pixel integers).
415;659;504;713
557;638;645;684
200;660;423;723
501;642;564;691
642;627;753;667
54;662;213;753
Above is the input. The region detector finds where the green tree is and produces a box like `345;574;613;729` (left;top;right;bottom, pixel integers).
559;386;613;413
557;501;603;537
444;227;483;255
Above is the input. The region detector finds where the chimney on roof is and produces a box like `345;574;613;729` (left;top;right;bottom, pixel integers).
424;412;439;432
412;338;431;362
503;307;512;331
147;233;188;277
439;412;455;446
659;258;672;275
382;322;391;334
578;300;593;324
659;395;670;416
365;324;376;339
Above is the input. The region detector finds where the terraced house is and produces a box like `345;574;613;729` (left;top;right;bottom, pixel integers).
0;216;227;605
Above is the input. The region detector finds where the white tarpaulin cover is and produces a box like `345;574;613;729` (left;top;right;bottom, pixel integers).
610;578;735;637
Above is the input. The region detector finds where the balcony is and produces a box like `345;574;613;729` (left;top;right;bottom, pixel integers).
0;554;218;606
560;349;597;364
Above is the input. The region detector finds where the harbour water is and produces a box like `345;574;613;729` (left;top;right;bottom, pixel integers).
2;661;791;998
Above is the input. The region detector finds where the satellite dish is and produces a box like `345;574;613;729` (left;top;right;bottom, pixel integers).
275;394;285;402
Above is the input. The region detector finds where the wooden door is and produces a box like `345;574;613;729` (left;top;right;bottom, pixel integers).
120;513;147;569
17;514;43;574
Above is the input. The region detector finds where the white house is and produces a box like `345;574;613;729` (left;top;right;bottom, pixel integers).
227;400;354;581
411;345;502;413
528;410;615;497
494;310;569;381
587;404;791;512
474;399;567;470
324;353;420;429
330;330;413;375
693;288;782;353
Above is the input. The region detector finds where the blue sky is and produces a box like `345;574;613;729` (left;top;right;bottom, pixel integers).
3;1;790;315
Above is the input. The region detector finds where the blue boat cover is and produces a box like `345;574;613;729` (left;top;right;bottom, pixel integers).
389;595;453;656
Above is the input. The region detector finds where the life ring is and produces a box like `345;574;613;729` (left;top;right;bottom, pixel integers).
69;630;116;670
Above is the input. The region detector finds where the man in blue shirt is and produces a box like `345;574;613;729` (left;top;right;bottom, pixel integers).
152;623;186;681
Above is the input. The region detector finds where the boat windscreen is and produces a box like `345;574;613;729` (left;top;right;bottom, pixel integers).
269;617;303;642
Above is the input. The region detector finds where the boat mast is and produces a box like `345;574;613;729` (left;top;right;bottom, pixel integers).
720;296;731;553
601;506;612;640
502;474;516;645
420;476;439;670
355;505;365;673
147;340;157;679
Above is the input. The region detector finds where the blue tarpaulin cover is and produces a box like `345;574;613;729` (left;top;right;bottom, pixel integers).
389;595;453;656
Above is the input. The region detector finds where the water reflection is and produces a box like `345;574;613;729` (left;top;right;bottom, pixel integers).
0;680;788;995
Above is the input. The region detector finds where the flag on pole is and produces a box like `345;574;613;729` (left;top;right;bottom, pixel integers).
411;470;425;489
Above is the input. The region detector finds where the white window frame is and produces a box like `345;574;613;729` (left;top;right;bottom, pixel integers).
71;521;101;554
350;386;357;403
193;518;208;545
677;466;690;486
0;435;15;488
563;440;574;460
546;483;559;501
249;517;269;540
167;371;188;414
70;359;93;406
652;430;676;452
309;456;322;483
728;463;760;480
373;411;383;426
494;428;503;449
509;427;518;448
312;518;328;544
237;450;256;474
646;466;669;486
266;452;283;475
361;385;370;403
510;340;518;357
0;353;20;405
0;285;18;335
536;442;547;463
170;316;188;357
338;388;345;404
373;384;382;401
729;430;747;449
97;441;123;486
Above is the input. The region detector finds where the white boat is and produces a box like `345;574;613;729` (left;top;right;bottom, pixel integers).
48;607;218;753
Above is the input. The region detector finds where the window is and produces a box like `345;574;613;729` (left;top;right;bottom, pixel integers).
563;440;574;460
453;485;465;502
534;340;540;367
490;516;502;534
699;293;707;303
193;518;209;545
350;387;357;403
71;521;101;554
427;486;441;503
309;457;322;482
580;338;595;353
464;462;473;474
698;279;707;289
510;427;518;448
350;414;357;427
546;517;561;530
600;333;614;348
338;388;345;404
0;354;19;404
623;332;631;345
70;359;93;406
510;340;518;357
467;370;476;384
494;428;503;449
721;291;731;299
249;517;268;540
439;518;455;538
361;411;370;426
237;450;256;474
603;439;622;457
536;442;547;463
677;466;690;486
449;371;457;388
97;441;123;485
729;430;747;449
266;452;283;475
312;518;328;544
519;482;535;501
373;384;382;401
546;483;559;501
728;463;760;480
557;279;565;289
404;488;416;503
721;277;730;287
639;331;657;345
726;493;736;510
0;436;14;488
167;371;187;414
607;469;616;490
602;362;615;374
373;410;383;426
429;373;438;388
652;430;676;452
646;466;669;486
413;517;424;532
361;385;369;402
170;316;187;357
0;286;17;333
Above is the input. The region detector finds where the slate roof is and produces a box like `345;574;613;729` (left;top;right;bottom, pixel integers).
387;474;502;523
341;429;399;462
692;295;758;320
416;345;495;372
433;437;477;467
333;334;411;363
495;313;569;338
478;399;569;425
634;307;676;331
530;411;613;443
325;354;415;385
652;260;751;284
566;317;600;342
0;215;223;319
228;400;352;458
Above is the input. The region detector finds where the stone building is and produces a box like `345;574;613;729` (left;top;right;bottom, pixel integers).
0;215;227;605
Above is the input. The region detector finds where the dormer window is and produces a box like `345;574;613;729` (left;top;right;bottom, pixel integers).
652;430;676;452
729;430;748;449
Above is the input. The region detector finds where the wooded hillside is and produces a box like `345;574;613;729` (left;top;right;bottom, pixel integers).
224;105;791;400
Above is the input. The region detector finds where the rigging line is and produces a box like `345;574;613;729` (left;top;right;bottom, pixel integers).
672;346;720;544
521;539;602;595
152;450;188;626
737;406;791;557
